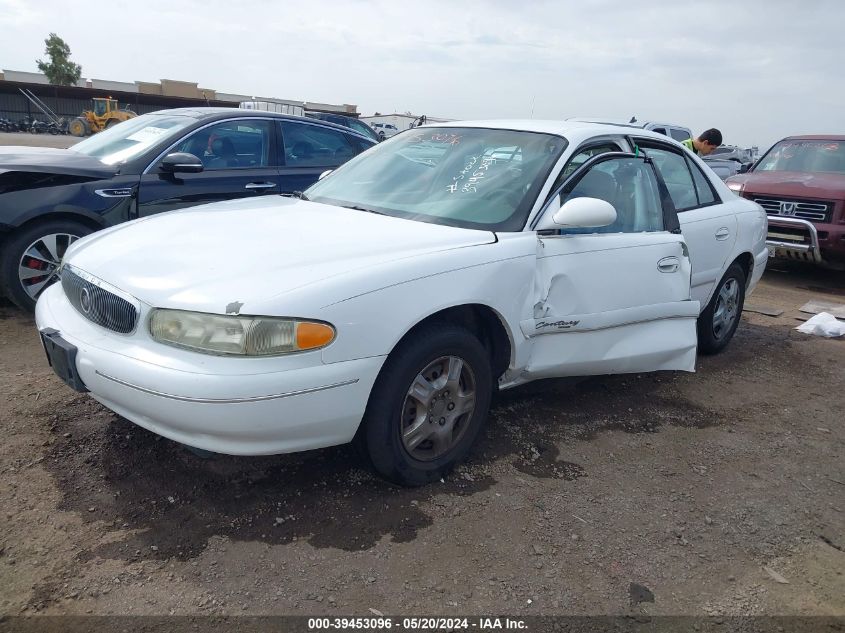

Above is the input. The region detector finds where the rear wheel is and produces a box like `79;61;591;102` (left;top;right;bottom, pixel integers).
0;220;92;311
360;323;493;486
697;262;747;354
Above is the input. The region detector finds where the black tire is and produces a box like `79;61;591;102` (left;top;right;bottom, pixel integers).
0;219;93;312
360;322;493;486
697;262;747;355
68;117;89;137
105;119;119;129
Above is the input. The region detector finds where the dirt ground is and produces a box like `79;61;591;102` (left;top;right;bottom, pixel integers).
0;257;842;620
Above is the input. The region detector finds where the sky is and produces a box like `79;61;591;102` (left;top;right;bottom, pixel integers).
1;0;843;150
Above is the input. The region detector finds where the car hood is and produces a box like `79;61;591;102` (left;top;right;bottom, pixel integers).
66;196;496;312
0;146;116;179
728;171;845;199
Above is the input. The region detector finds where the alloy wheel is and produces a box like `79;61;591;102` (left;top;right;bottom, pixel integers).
18;232;78;301
400;355;477;461
712;277;739;340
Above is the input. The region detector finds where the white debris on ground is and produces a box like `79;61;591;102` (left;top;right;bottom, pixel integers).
795;312;845;337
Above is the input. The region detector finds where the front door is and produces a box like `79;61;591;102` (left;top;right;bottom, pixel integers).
137;119;280;217
523;154;699;379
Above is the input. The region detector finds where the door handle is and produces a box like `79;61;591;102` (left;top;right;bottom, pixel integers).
657;256;680;273
715;227;730;240
244;182;277;190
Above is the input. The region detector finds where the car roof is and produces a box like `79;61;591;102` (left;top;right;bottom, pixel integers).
426;119;677;143
781;135;845;141
145;107;376;142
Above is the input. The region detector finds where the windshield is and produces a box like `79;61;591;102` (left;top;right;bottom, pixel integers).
755;140;845;174
305;127;566;231
70;113;196;165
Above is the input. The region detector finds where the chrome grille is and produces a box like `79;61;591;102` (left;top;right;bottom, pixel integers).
753;197;831;222
61;267;138;334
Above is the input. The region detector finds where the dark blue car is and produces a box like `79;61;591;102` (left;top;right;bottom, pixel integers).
305;111;381;143
0;107;376;310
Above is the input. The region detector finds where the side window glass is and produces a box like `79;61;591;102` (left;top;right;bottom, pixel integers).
643;147;698;211
560;157;664;234
687;157;717;205
281;122;355;167
554;143;620;190
670;128;691;142
652;127;667;136
175;120;271;170
350;120;374;138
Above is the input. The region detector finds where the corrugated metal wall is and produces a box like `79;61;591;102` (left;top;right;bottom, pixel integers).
0;92;161;123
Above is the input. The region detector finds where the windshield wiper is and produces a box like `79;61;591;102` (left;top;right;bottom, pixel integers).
282;191;309;200
341;204;386;216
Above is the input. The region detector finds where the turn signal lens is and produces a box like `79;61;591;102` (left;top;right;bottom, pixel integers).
296;322;336;350
149;309;335;356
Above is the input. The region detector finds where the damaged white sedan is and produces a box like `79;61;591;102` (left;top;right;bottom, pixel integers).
35;121;768;485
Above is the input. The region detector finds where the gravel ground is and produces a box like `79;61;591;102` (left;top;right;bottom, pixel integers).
0;261;842;620
0;131;78;149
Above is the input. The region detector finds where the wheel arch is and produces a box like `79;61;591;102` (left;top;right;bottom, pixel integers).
732;251;754;288
1;212;104;248
387;303;514;383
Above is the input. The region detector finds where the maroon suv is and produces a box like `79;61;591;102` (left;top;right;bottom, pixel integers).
726;135;845;267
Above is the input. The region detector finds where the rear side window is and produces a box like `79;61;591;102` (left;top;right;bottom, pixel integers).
670;128;691;142
280;121;356;167
349;119;376;139
686;157;718;205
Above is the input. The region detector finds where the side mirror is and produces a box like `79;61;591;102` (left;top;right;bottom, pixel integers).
739;163;750;174
318;170;332;180
536;196;616;231
160;152;203;174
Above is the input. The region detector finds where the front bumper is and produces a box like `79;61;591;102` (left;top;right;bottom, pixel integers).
766;216;822;263
35;283;385;455
766;216;845;265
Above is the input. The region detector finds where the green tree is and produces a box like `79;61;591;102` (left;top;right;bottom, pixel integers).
36;33;82;86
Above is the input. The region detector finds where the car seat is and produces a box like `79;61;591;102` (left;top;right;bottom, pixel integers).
291;141;315;164
183;133;211;166
208;137;238;169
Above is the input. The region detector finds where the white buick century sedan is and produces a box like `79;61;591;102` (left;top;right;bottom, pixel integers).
35;121;768;485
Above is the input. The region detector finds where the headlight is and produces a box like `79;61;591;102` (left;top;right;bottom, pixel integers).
149;309;335;356
726;180;744;195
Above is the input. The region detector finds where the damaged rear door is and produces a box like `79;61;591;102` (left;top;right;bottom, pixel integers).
522;153;699;379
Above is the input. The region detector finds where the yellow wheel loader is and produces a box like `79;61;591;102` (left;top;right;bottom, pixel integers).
68;97;137;137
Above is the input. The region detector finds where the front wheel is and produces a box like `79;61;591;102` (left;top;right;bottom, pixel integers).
68;117;89;137
360;323;493;486
0;220;92;311
697;262;747;354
